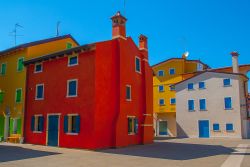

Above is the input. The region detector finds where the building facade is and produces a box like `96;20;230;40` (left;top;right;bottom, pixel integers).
152;57;209;137
23;12;153;149
0;35;78;141
175;71;249;138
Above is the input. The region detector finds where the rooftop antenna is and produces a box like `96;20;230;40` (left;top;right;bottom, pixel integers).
9;23;23;46
56;21;61;37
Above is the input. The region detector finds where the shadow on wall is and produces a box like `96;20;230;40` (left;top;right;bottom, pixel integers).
99;141;234;160
176;122;189;138
0;145;60;163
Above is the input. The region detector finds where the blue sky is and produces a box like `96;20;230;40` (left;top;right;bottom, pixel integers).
0;0;250;72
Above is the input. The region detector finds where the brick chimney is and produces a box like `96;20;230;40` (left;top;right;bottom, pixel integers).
139;34;148;51
111;11;127;39
231;51;239;73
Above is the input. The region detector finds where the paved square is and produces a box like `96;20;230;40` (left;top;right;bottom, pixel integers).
0;138;249;167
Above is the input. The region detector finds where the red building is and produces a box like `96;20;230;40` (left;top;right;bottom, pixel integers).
23;12;153;149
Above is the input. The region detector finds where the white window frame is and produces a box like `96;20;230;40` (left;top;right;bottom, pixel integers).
67;79;78;98
223;78;232;87
34;63;43;73
17;57;24;72
126;85;132;101
15;88;22;103
158;70;165;77
170;98;176;105
169;68;175;75
35;84;44;100
68;55;78;67
159;98;165;106
135;56;141;73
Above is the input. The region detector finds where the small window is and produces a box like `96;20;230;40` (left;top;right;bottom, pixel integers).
15;88;22;103
128;117;138;135
0;91;4;104
188;83;194;90
158;70;165;77
135;57;141;73
170;98;176;105
31;115;44;132
64;115;80;134
223;79;231;87
199;82;205;89
17;57;24;72
226;123;234;131
197;63;203;71
67;80;78;97
158;85;164;92
68;56;78;66
199;99;207;111
170;85;175;91
169;68;175;75
159;99;165;106
224;97;232;110
213;123;220;131
36;84;44;100
66;42;73;49
126;85;132;101
188;100;195;111
0;63;6;75
34;63;42;73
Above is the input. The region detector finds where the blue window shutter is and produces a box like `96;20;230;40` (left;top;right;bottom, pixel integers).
134;118;139;134
31;116;35;131
76;115;80;133
39;116;44;132
64;116;68;133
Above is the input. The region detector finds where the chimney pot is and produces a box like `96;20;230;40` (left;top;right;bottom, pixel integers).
139;34;148;51
231;51;239;73
111;11;127;39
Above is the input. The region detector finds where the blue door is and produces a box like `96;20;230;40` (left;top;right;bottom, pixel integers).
159;121;168;135
48;115;59;146
199;120;210;138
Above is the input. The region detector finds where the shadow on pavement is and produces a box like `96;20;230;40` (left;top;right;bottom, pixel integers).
0;145;60;163
99;141;235;160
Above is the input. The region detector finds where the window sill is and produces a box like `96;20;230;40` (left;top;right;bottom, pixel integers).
66;95;78;98
199;88;206;90
226;130;235;133
126;99;132;102
34;71;42;74
170;104;176;105
68;64;78;67
35;98;44;101
66;133;79;136
188;89;195;91
225;108;233;111
188;110;195;112
223;85;232;87
135;70;141;74
213;130;221;132
128;133;138;136
33;131;42;134
200;109;207;111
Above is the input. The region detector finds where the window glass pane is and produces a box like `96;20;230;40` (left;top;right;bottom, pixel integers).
226;123;233;131
18;58;24;71
128;118;133;133
188;83;194;90
71;116;77;133
126;86;131;100
66;43;73;49
35;64;42;72
135;58;141;72
170;98;176;104
199;82;205;89
170;85;175;91
16;89;22;102
158;70;164;76
68;81;77;96
69;56;78;66
169;68;175;75
223;79;231;86
213;124;220;131
1;64;6;75
224;97;232;109
159;99;165;105
159;85;164;92
188;100;194;111
199;99;206;110
37;85;44;99
134;118;138;134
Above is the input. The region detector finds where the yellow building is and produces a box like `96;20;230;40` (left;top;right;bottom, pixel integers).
0;35;78;141
152;55;209;137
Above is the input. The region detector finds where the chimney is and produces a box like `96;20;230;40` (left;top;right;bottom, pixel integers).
111;11;127;39
139;34;148;51
231;51;239;73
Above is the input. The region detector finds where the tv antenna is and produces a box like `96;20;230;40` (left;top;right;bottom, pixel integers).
56;21;61;37
9;23;23;46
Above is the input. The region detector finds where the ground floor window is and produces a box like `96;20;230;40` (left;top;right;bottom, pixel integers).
128;117;138;135
64;115;80;134
31;115;44;132
158;120;168;135
226;123;234;132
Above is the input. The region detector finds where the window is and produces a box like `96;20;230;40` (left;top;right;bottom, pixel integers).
17;57;24;72
31;115;44;132
135;57;141;73
34;63;42;73
66;42;73;49
64;115;80;134
170;98;176;105
158;85;164;92
126;85;132;101
188;100;195;111
170;85;175;91
224;97;232;110
67;80;78;97
188;83;194;90
226;123;234;131
159;99;165;106
213;123;220;131
199;99;207;111
0;91;4;104
128;117;138;135
169;68;175;75
0;63;6;75
158;70;165;77
197;63;203;71
36;84;44;100
199;82;205;89
223;79;231;87
15;88;22;103
68;55;78;66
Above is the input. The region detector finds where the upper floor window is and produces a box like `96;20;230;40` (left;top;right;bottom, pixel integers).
223;79;231;87
128;117;138;135
224;97;232;110
68;55;78;67
64;115;80;134
199;99;207;111
169;85;175;91
197;63;203;71
159;99;165;106
36;84;44;100
188;83;194;90
15;88;22;103
135;57;141;73
34;63;43;73
188;100;195;111
213;123;220;131
199;82;206;89
126;85;132;101
0;91;4;104
17;57;24;72
158;70;165;77
170;98;176;105
169;68;175;75
66;42;73;49
31;115;44;132
226;123;234;132
67;79;78;97
0;63;7;75
158;85;164;92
